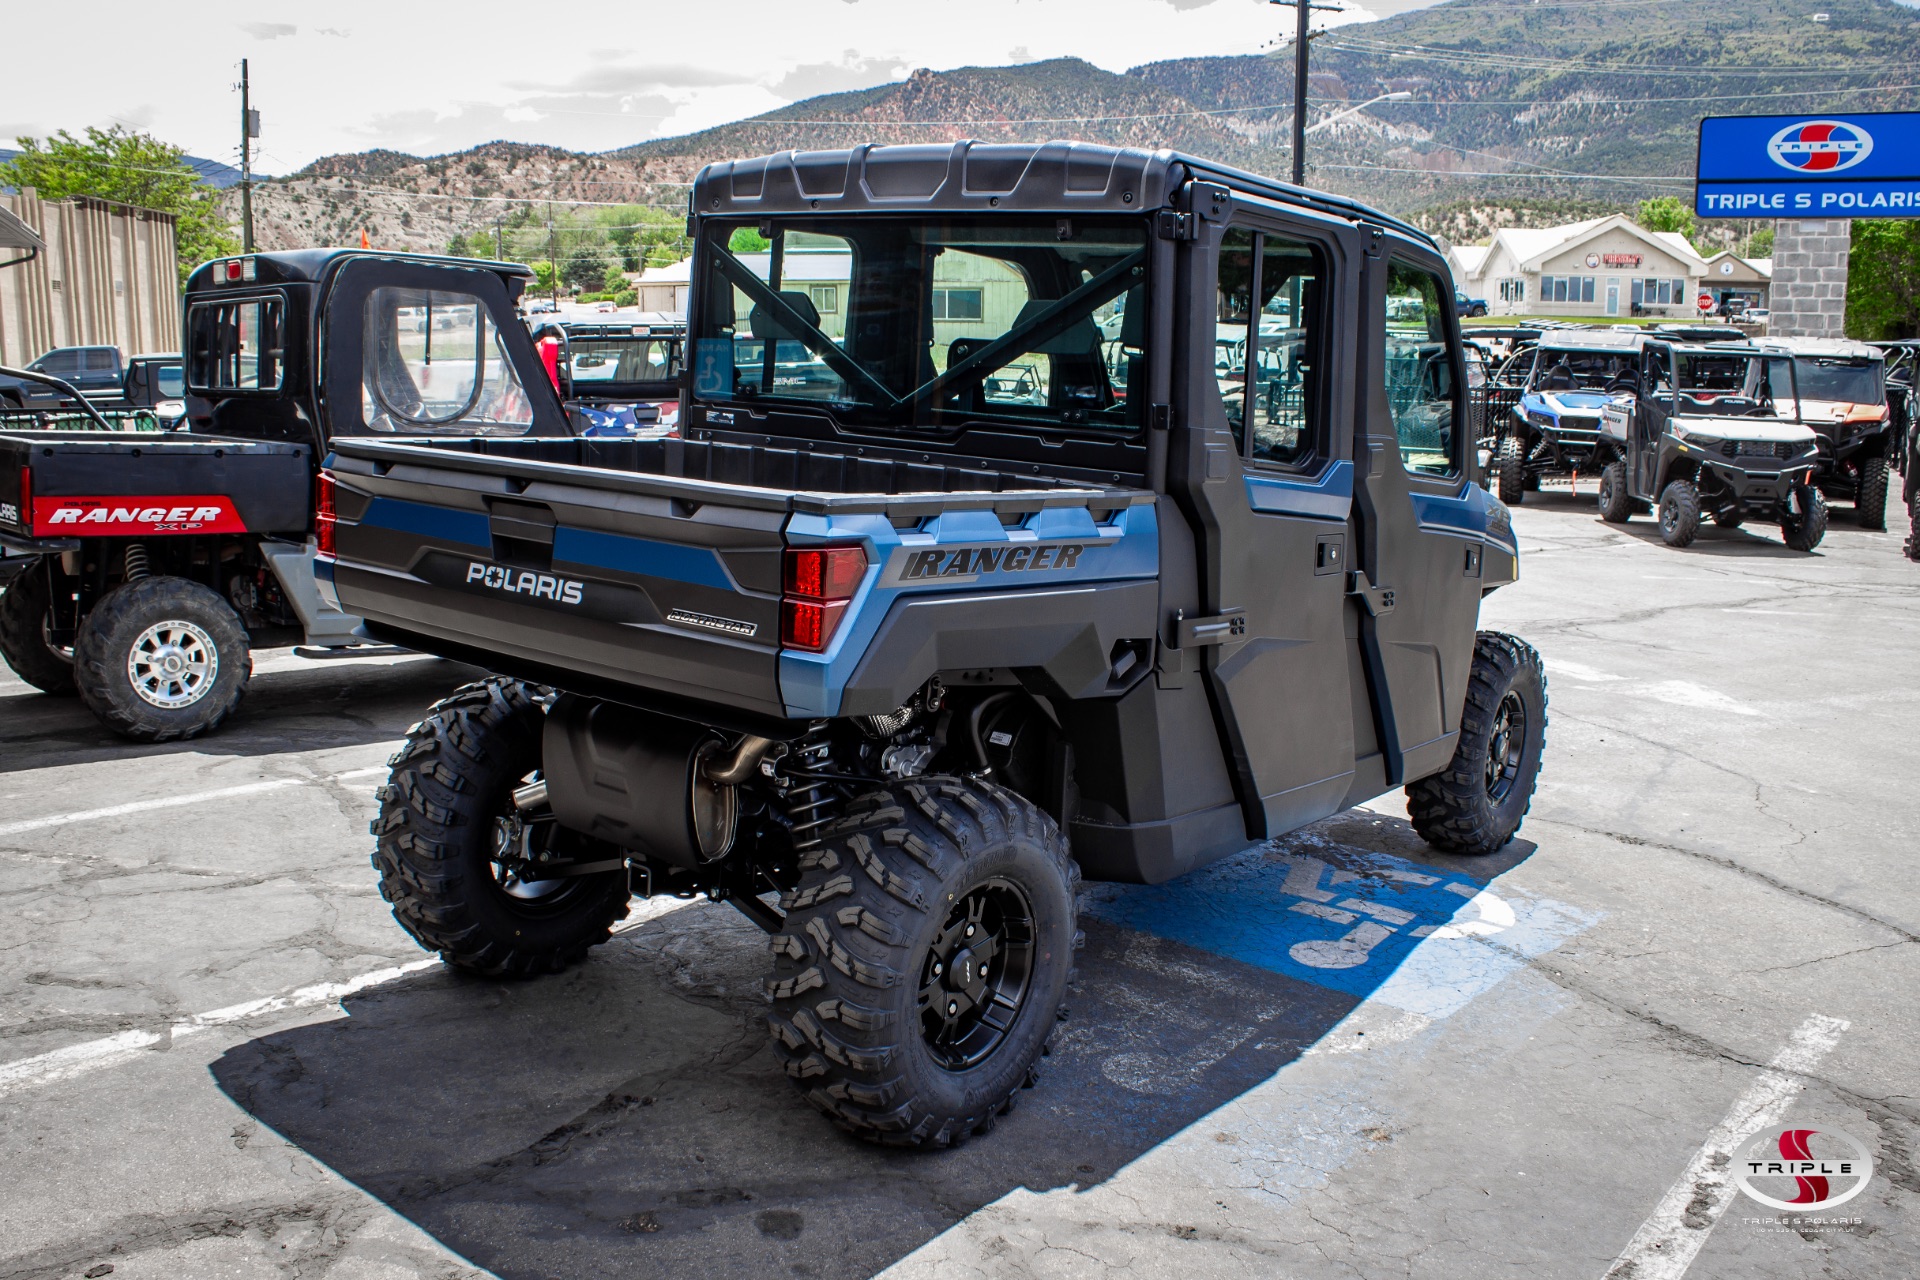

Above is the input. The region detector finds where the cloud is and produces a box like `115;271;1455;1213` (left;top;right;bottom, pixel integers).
771;50;910;101
512;64;757;96
238;22;298;39
316;27;351;38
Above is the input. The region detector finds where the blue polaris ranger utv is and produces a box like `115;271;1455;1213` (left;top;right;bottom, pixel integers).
314;142;1547;1148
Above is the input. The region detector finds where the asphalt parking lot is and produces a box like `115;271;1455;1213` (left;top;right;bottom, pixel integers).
1;487;1915;1280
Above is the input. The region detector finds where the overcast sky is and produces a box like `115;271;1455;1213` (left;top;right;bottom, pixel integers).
0;0;1454;173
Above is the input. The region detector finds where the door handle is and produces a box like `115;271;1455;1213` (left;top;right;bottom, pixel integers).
1170;607;1247;648
1348;571;1396;616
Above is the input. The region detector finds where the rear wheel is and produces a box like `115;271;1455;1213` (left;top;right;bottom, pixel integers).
766;777;1079;1148
1496;434;1527;505
1597;462;1633;523
0;560;76;694
72;576;250;740
371;678;631;976
1781;484;1828;552
1407;632;1548;857
1658;479;1700;548
1855;455;1889;531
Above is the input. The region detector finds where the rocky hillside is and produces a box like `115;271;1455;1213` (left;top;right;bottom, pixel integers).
234;0;1920;254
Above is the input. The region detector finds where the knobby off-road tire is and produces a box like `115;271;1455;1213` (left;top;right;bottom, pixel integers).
371;677;630;976
72;576;250;741
1658;479;1701;548
1407;632;1548;857
765;776;1080;1148
1597;462;1634;524
1907;490;1920;562
1496;434;1528;506
1855;455;1889;531
1781;484;1829;553
0;560;76;695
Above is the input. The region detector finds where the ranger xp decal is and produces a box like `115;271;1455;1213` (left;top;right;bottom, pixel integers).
32;496;248;536
882;539;1111;586
467;561;585;604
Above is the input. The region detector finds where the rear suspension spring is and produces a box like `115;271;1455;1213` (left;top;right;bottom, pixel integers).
123;543;150;581
783;722;840;854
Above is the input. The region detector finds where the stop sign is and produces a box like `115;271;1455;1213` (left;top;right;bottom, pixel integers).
1697;293;1715;312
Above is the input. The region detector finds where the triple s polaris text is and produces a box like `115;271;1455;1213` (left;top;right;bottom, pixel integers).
299;142;1550;1150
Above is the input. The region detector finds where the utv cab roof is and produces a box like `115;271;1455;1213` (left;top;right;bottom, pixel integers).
183;248;534;291
691;140;1438;250
1750;335;1881;361
1536;330;1646;355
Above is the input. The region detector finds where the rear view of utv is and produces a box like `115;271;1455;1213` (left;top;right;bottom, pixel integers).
319;142;1546;1148
1488;330;1642;504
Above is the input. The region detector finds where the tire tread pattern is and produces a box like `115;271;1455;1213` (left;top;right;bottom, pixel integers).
0;561;76;695
1406;632;1548;857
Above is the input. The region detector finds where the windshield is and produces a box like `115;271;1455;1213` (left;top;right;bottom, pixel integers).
690;217;1149;433
360;286;535;434
155;366;185;397
568;336;681;385
1788;357;1882;405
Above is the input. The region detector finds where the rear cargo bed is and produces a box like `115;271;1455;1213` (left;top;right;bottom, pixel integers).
323;435;1150;721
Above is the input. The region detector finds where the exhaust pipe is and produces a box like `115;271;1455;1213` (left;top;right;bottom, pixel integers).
703;734;776;786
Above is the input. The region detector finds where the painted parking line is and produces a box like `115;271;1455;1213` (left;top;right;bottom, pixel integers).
0;897;698;1100
1601;1013;1849;1280
0;765;392;838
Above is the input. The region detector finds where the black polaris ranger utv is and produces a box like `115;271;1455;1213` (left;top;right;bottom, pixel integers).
1594;340;1825;550
317;142;1547;1148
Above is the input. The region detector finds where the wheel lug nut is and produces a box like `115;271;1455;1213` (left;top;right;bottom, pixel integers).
932;962;942;975
965;925;975;937
948;1001;958;1015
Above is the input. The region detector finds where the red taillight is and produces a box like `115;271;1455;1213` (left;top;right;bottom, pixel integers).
314;471;337;556
781;545;866;653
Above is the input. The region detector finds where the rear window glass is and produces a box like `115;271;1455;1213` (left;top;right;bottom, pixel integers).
156;366;185;397
188;297;285;391
83;348;120;371
360;287;534;434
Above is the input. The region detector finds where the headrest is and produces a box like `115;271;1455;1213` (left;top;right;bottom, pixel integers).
1011;299;1100;356
1117;284;1145;348
748;290;821;342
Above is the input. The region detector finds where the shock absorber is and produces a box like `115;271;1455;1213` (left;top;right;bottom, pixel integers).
782;721;840;854
123;543;150;581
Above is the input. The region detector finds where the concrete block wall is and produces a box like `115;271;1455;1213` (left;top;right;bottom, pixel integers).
1770;219;1850;339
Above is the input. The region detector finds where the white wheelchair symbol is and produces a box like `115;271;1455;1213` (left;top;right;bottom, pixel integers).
1278;855;1515;970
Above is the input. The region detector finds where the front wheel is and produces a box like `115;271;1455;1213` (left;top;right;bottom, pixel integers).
1597;462;1633;524
1855;455;1889;531
72;576;250;740
0;560;76;694
1407;633;1548;857
1658;479;1700;548
371;678;631;976
1497;434;1528;505
766;777;1079;1148
1781;484;1829;552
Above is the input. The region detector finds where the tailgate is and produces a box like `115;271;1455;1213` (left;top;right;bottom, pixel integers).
322;441;792;719
0;431;310;540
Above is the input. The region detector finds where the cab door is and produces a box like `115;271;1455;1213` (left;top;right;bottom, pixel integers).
1349;248;1489;789
1172;194;1358;838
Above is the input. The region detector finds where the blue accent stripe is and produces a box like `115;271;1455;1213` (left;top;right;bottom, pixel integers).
553;526;737;591
1244;460;1353;521
363;497;490;547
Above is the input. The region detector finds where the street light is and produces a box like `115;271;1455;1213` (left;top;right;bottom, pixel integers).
1303;90;1415;137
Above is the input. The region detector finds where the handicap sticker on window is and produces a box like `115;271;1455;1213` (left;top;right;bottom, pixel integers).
692;338;734;398
1082;836;1601;1023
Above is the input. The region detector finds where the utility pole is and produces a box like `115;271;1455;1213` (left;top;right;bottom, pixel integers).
495;215;505;260
1271;0;1343;187
239;59;260;252
547;201;558;306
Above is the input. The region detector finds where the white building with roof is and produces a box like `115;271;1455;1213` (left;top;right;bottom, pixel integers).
1447;215;1708;320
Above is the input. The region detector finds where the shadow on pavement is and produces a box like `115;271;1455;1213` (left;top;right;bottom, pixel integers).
212;817;1546;1280
1609;518;1821;558
0;656;481;774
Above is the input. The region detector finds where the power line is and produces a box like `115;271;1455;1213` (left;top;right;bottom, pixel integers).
1321;35;1914;77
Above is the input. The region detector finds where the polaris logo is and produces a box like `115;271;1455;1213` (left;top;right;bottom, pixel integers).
466;561;584;604
899;542;1087;581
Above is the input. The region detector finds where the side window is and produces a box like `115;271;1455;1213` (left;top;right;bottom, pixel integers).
1382;262;1460;478
360;287;533;434
1214;229;1254;451
188;297;285;391
1215;227;1324;466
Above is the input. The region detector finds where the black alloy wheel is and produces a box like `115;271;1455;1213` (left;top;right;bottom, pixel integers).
919;879;1036;1071
1484;690;1527;804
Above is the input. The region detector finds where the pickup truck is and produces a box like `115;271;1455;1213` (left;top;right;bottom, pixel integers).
26;345;125;396
0;248;561;739
319;141;1546;1149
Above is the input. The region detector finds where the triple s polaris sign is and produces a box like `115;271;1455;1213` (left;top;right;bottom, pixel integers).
1695;111;1920;217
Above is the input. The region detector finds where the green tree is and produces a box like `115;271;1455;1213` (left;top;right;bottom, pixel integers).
1635;196;1697;245
728;226;770;254
603;263;629;293
1742;226;1774;260
0;125;238;285
1846;220;1920;340
561;245;605;291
